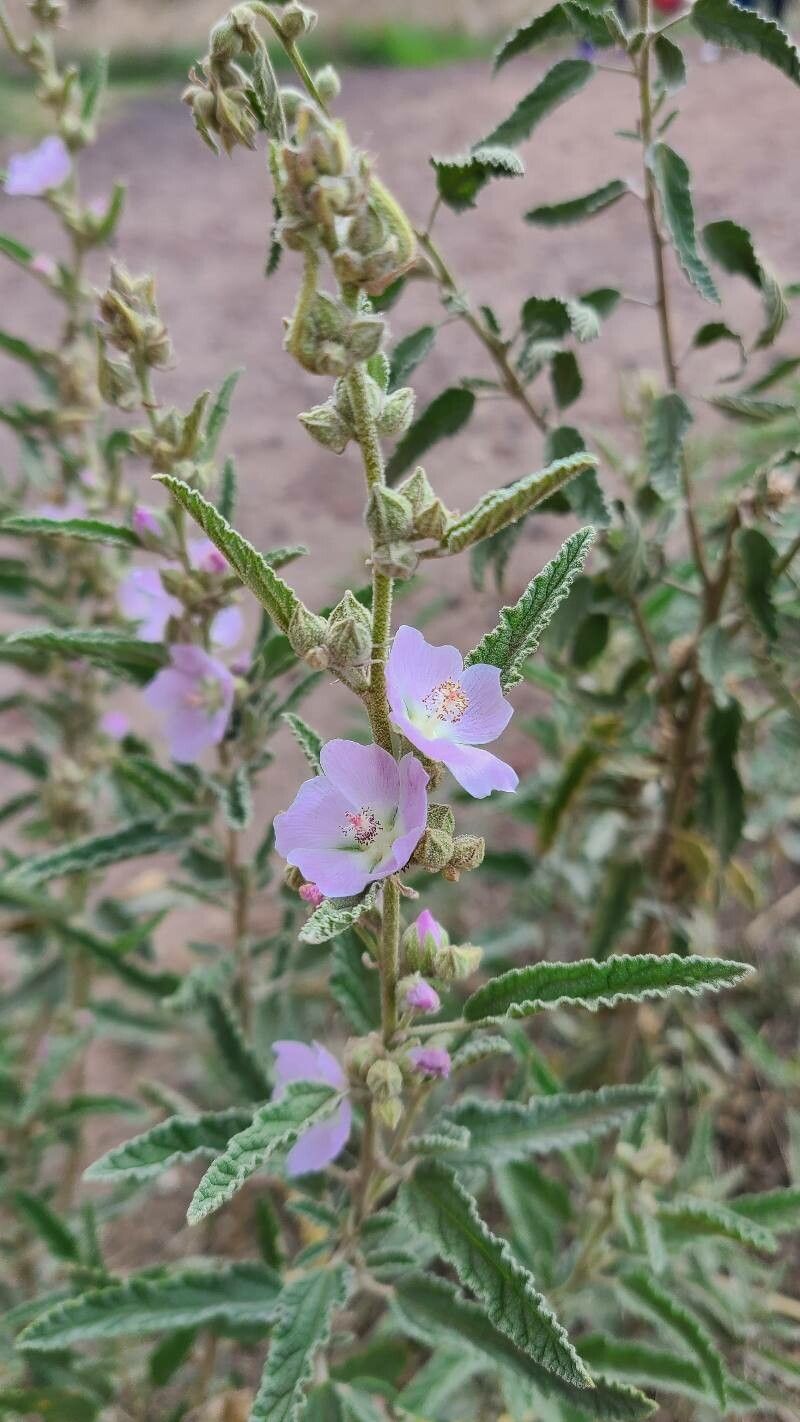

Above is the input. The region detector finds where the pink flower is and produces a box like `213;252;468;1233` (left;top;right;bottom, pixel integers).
144;644;235;763
299;882;325;908
386;625;518;799
118;567;181;643
409;1046;452;1079
273;1040;352;1177
132;505;161;538
29;253;58;280
4;136;71;197
415;909;445;948
404;977;441;1014
190;538;228;576
274;739;428;899
100;709;129;740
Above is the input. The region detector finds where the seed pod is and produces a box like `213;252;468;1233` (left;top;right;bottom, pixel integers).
377;386;415;440
365;486;414;545
288;603;329;667
371;541;419;581
432;943;483;982
449;834;485;873
298;399;351;454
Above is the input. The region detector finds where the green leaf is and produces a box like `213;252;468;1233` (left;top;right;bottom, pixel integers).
299;882;380;945
201;990;272;1101
282;711;322;772
251;1266;351;1422
431;145;524;212
1;513;139;546
520;294;600;343
80;49;109;122
401;1161;591;1387
444;453;598;556
703;218;788;348
148;1327;197;1387
444;1085;658;1164
0;328;49;372
17;1262;282;1350
3;815;196;887
735;526;778;640
579;1334;714;1406
525;179;628;227
204;367;243;458
0;233;35;268
2;628;166;684
545;425;610;524
729;1186;800;1232
619;1270;727;1409
330;931;381;1033
187;1081;341;1224
385;387;475;484
464;953;751;1022
495;5;575;67
691;0;800;85
223;766;252;830
483;59;594;147
708;391;792;421
691;320;746;378
394;1275;656;1420
0;1389;98;1421
84;1107;255;1185
645;392;692;498
465;526;595;688
389;325;436;391
702;701;745;861
12;1190;81;1263
653;35;687;92
155;476;302;633
589;859;644;959
657;1195;777;1253
551;350;582;408
651;145;719;303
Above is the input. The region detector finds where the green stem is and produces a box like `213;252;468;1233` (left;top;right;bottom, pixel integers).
380;877;401;1044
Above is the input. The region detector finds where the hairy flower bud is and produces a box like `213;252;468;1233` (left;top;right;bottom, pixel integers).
366;1058;403;1103
298;399;350;454
402;908;448;974
411;825;454;875
399;466;450;543
365;486;414;545
314;64;341;104
325;591;372;688
278;3;317;42
377;386;415;440
344;1032;383;1080
449;834;485;873
98;264;172;368
371;541;419;581
432;943;482;982
288;603;329;668
399;974;441;1015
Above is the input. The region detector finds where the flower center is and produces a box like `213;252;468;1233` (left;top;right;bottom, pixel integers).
343;806;380;848
184;675;224;718
340;804;398;869
423;678;469;724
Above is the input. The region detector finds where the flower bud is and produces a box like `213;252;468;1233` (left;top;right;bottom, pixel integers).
209;16;244;61
377;386;415;440
375;1096;403;1130
279;3;317;42
402;908;448;973
132;505;162;545
399;466;450;543
427;803;456;837
344;1032;383;1080
298;399;350;454
314;64;341;104
371;541;419;581
365;486;414;545
399;974;441;1015
408;1045;452;1080
410;825;453;874
288;603;329;668
449;834;485;873
346;313;385;364
298;882;324;908
325;591;372;674
432;943;483;982
284;865;305;892
366;1058;403;1103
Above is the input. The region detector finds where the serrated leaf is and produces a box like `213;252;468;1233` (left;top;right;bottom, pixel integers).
495;5;575;67
388;324;436;391
703;218;788;348
409;1121;472;1155
385;387;475;484
520;295;600;343
729;1186;800;1232
691;320;746;379
525;179;628;227
283;711;322;771
12;1190;81;1263
1;513;139;546
464;953;751;1022
619;1270;727;1409
444;453;597;556
3;814;196;887
156;476;302;633
18;1262;282;1350
735;526;778;641
545;425;610;525
401;1161;591;1387
465;526;595;688
2;628;166;683
394;1275;656;1420
203;368;243;458
483;59;594;147
431;145;524;212
645;392;693;499
451;1034;514;1071
654;35;687;92
299;883;380;945
691;0;800;85
657;1195;777;1252
85;1107;255;1184
579;1334;714;1406
651;145;719;303
201;990;272;1101
251;1266;351;1422
187;1081;341;1224
330;931;381;1033
223;766;252;830
443;1085;658;1164
708;391;792;421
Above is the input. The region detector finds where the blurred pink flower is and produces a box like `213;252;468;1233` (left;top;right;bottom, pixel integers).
5;136;71;196
144;644;234;763
273;1040;351;1177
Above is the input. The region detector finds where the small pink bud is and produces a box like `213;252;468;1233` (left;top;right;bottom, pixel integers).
405;977;440;1015
133;505;161;538
231;652;252;676
190;538;228;575
299;882;325;908
100;710;129;741
409;1045;452;1079
30;253;58;280
415;908;444;946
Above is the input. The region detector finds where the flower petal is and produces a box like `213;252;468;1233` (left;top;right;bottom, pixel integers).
211;604;244;649
438;742;518;798
387;625;463;707
382;753;428;872
291;849;373;898
274;774;353;857
286;1099;352;1177
320;739;400;815
453;663;514;744
273;1039;346;1091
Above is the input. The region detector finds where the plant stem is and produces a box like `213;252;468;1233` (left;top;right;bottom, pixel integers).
380;877;401;1044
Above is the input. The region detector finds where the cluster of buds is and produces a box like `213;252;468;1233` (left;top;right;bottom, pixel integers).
183;7;264;156
410;804;485;884
332;176;418;298
128;395;214;487
286;289;384;378
299;364;414;455
365;467;451;581
402;908;482;983
615;1136;676;1188
273;100;367;252
288;591;373;692
346;1026;452;1129
97;264;173;371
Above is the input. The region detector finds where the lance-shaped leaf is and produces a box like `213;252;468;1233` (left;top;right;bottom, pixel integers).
251;1266;351;1422
465;526;595;688
3;814;198;888
730;1186;800;1232
483;59;594;146
0;233;35;268
394;1275;656;1420
401;1161;591;1387
187;1081;341;1224
579;1334;716;1407
385;387;475;484
12;1191;81;1263
389;324;436;390
431;145;524;212
525;179;628;227
443;453;597;556
1;514;139;546
495;3;613;69
2;628;166;684
85;1107;256;1185
619;1270;727;1410
735;526;778;641
657;1195;777;1253
200;989;273;1100
299;882;380;945
703;218;788;348
330;932;381;1034
702;701;745;862
18;1262;282;1350
691;0;800;85
282;711;322;772
443;1085;658;1164
645;392;692;499
464;953;751;1022
203;367;243;458
156;475;303;633
651;145;719;304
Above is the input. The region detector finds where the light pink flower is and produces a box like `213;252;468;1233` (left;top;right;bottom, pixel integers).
29;253;58;280
132;505;161;538
118;567;181;643
273;1040;351;1177
386;625;518;799
144;644;234;763
100;710;129;741
409;1045;452;1079
404;977;441;1014
190;538;228;576
4;136;71;197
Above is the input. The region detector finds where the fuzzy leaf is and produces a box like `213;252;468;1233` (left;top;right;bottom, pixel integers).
12;1191;81;1263
658;1195;777;1253
251;1266;351;1422
2;628;166;683
223;766;252;830
464;953;751;1022
385;387;475;484
282;711;322;772
702;701;745;861
729;1186;800;1232
651;145;719;303
444;1085;658;1163
451;1035;515;1071
735;526;778;641
703;218;788;348
691;0;800;85
551;350;583;408
394;1275;656;1420
619;1270;727;1409
85;1107;255;1185
579;1334;715;1406
3;815;197;887
18;1262;282;1350
465;526;595;687
444;453;597;556
708;392;791;421
525;179;628;227
203;367;243;458
388;324;436;390
483;59;595;147
645;392;692;498
299;883;380;945
520;295;600;343
201;990;272;1101
0;1389;98;1421
330;932;381;1033
156;476;302;633
401;1161;591;1387
654;35;687;92
187;1082;341;1224
431;145;524;212
1;513;139;546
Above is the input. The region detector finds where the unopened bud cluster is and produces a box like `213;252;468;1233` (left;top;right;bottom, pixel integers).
366;466;451;581
288;591;372;692
98;264;173;372
300;365;414;455
410;803;485;884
